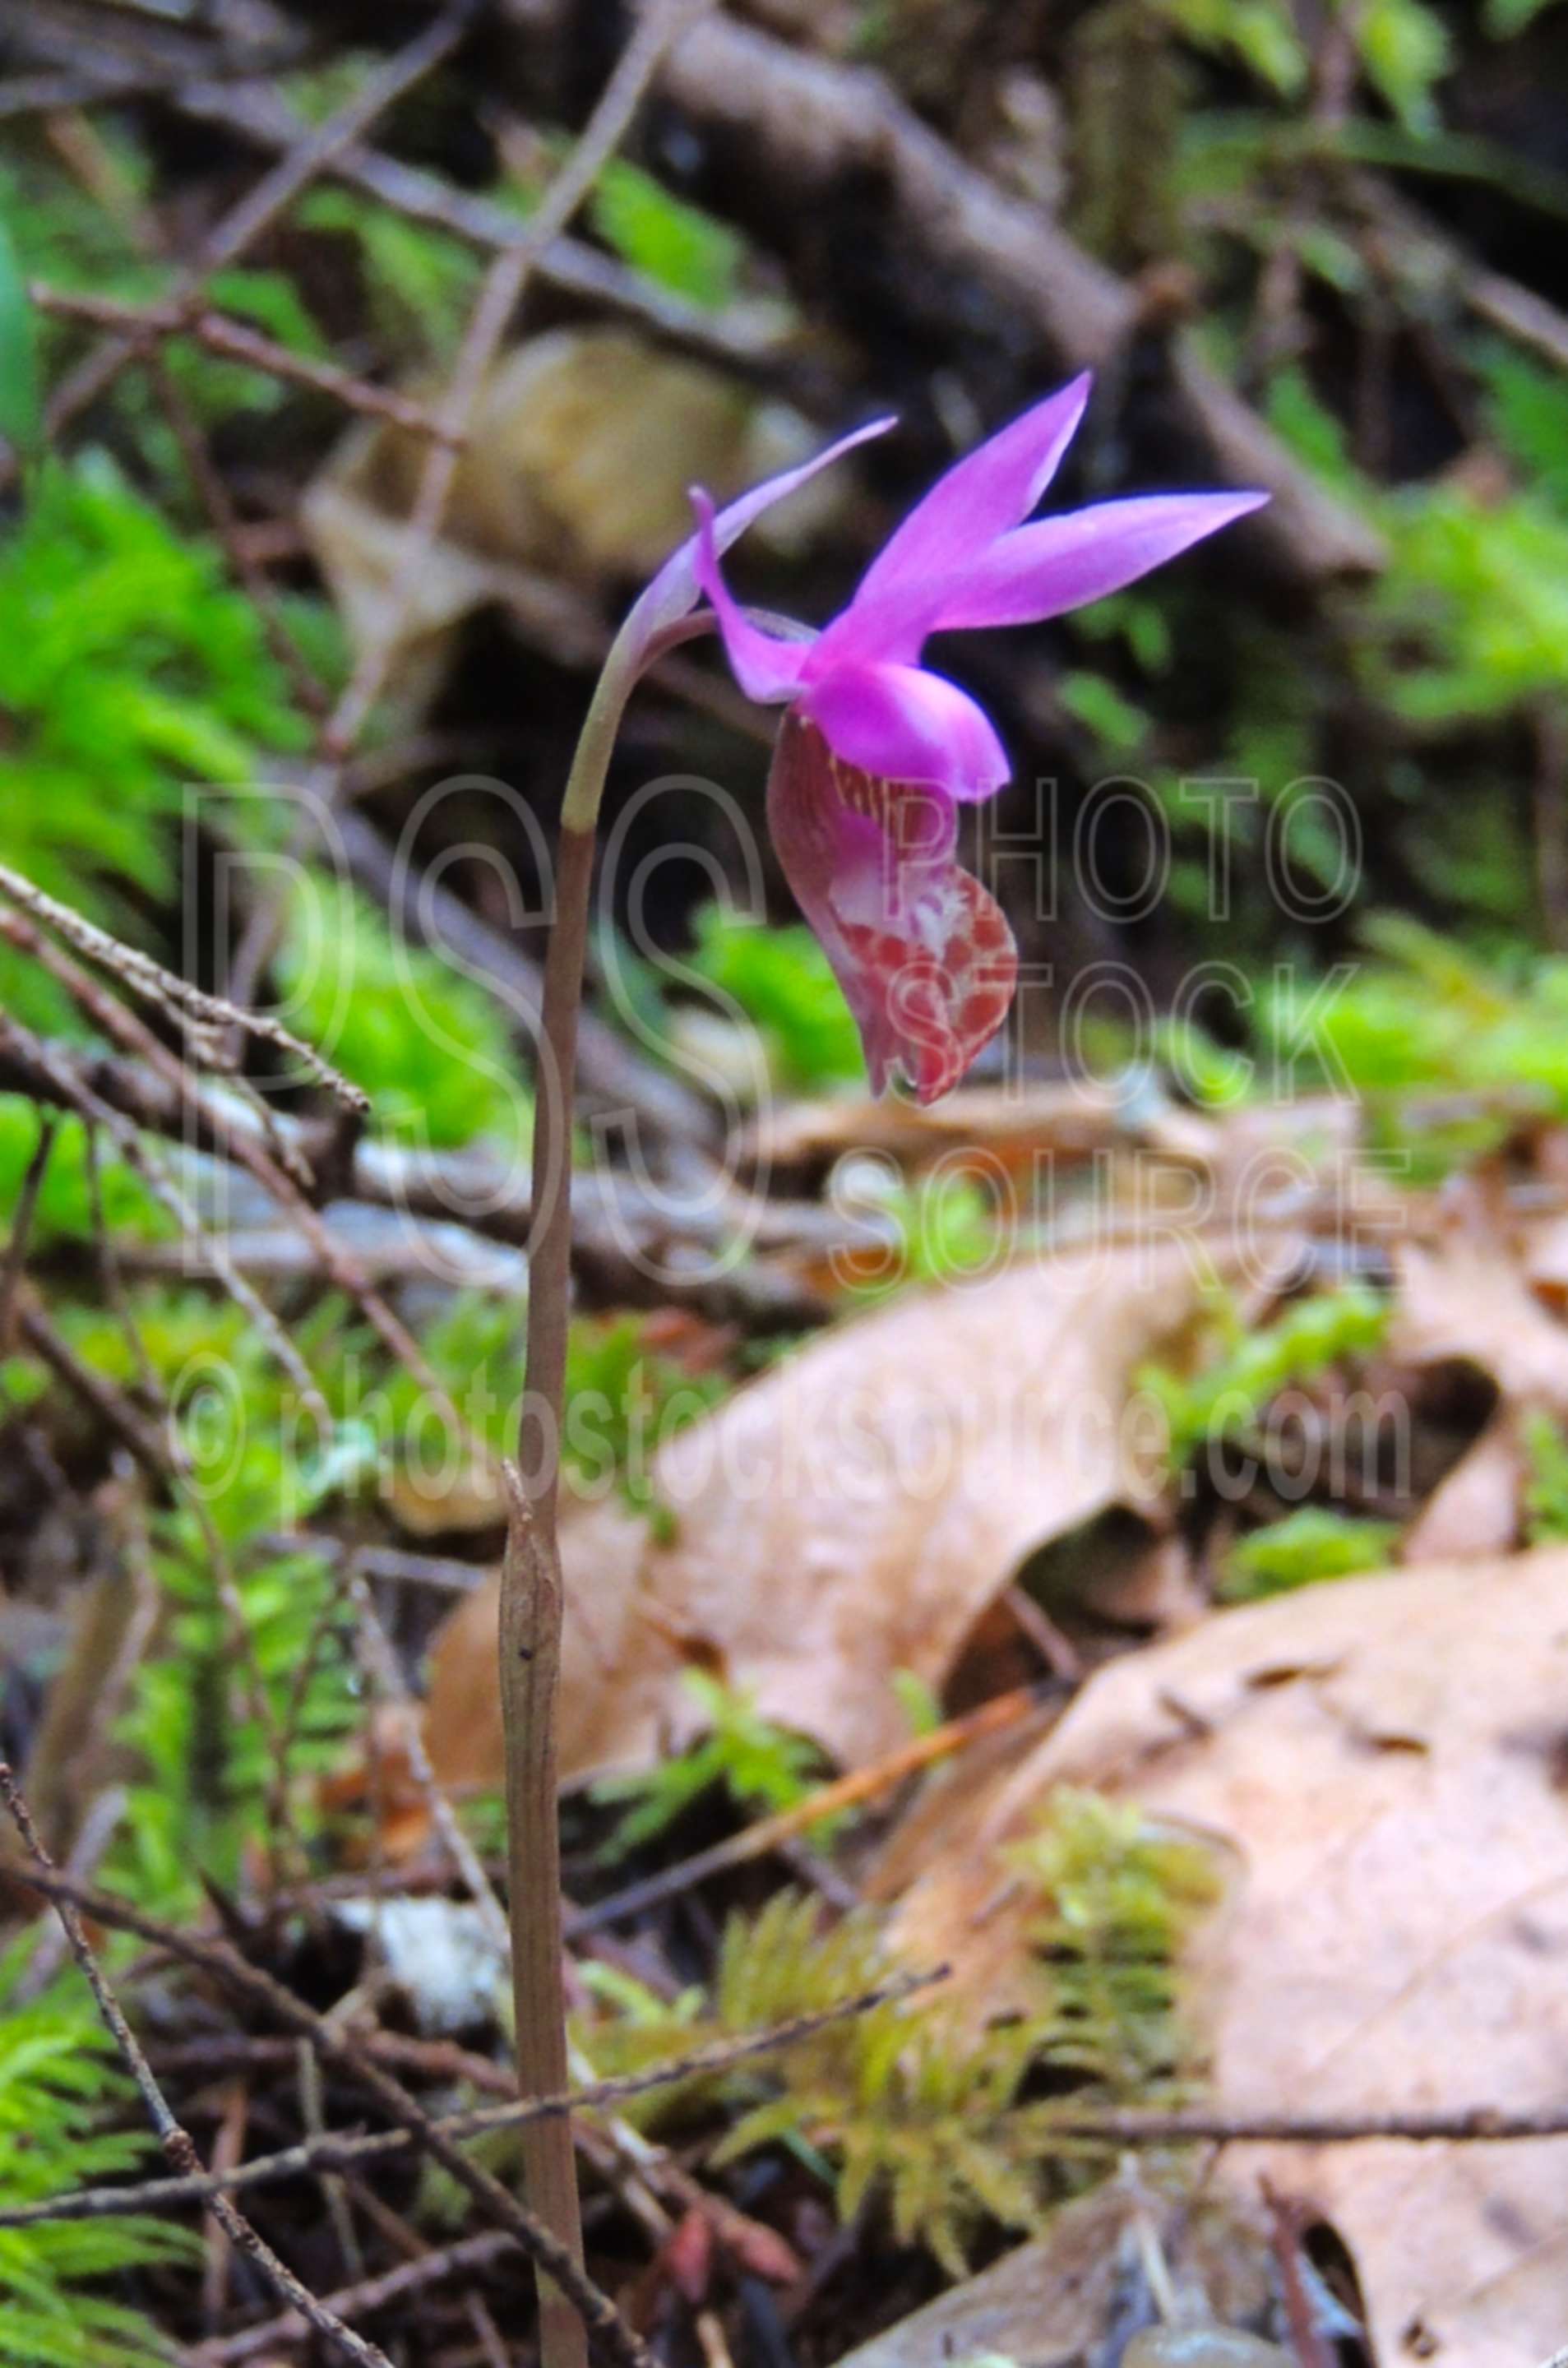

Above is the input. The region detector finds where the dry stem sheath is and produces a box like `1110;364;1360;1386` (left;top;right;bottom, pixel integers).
504;818;597;2368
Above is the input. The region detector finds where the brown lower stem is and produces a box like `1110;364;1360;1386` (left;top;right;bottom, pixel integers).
503;819;596;2368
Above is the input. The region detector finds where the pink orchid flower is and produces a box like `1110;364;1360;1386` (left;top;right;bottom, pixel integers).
638;377;1265;1103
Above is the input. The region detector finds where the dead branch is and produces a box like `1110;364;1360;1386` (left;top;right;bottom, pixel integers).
30;282;463;444
0;861;368;1115
0;1963;941;2231
43;3;480;442
166;77;789;373
0;1767;399;2368
650;13;1386;587
8;913;497;1469
1041;2102;1568;2148
195;2231;517;2366
564;1682;1057;1940
320;0;722;769
2;1858;655;2368
0;1032;849;1325
0;1000;331;1425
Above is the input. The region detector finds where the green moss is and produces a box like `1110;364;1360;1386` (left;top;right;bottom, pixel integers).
274;883;532;1150
1262;921;1568;1170
684;904;864;1094
1220;1505;1400;1599
1140;1282;1389;1467
0;456;312;1033
0;1103;168;1249
576;1793;1221;2276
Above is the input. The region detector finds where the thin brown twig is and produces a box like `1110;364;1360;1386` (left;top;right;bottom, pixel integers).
168;78;780;372
0;67;174;118
0;895;487;1465
196;2231;517;2366
1040;2102;1568;2146
654;10;1383;585
1;1859;654;2368
566;1682;1054;1940
30;282;463;446
44;4;479;442
466;2293;514;2368
0;1112;58;1352
12;1291;170;1478
0;1029;825;1321
0;1767;399;2368
0;999;330;1427
1262;2183;1342;2368
0;861;368;1113
148;352;331;719
218;95;582;1011
323;0;717;770
297;2039;368;2303
224;0;724;1034
314;258;521;770
0;1964;943;2230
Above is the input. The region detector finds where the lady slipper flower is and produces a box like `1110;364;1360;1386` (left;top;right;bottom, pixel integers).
671;375;1265;1103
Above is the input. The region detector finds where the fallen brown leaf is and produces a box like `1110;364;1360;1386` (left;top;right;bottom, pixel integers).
740;1079;1213;1175
830;2181;1279;2368
425;1242;1245;1791
1391;1238;1568;1412
885;1549;1568;2368
1399;1412;1522;1562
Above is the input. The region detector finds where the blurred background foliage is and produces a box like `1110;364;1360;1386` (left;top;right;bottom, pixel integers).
1;2;1567;2334
5;0;1568;1903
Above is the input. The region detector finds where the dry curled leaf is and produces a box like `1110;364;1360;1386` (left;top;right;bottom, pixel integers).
886;1549;1568;2368
1399;1411;1522;1562
1390;1237;1568;1412
831;2181;1279;2368
425;1242;1248;1791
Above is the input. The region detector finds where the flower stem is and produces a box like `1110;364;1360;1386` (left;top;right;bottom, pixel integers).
502;647;640;2368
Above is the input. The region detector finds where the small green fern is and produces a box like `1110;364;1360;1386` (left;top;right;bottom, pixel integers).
0;1953;193;2366
1011;1789;1223;2079
592;1674;826;1860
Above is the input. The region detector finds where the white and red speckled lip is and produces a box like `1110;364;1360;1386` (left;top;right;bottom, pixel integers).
766;714;1016;1106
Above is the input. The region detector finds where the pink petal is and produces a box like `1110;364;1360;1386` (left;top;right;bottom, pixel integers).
933;490;1268;631
621;414;895;663
768;713;1017;1104
690;490;812;703
801;659;1011;804
822;375;1092;664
